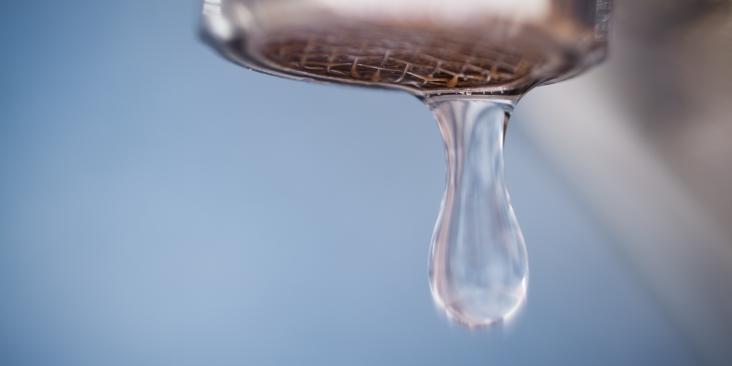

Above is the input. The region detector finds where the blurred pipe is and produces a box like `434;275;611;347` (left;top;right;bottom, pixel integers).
516;1;732;364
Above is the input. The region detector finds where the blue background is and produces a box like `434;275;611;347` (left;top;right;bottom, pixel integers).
0;1;697;365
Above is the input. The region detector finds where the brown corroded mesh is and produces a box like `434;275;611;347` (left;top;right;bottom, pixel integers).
257;26;547;92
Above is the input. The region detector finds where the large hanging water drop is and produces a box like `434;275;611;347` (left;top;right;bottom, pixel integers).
427;97;529;328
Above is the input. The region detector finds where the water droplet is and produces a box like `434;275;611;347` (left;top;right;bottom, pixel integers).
426;97;528;328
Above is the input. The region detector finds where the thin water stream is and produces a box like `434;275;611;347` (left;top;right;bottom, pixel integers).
427;97;528;327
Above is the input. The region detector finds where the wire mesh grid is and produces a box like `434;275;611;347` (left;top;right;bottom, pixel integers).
259;26;545;91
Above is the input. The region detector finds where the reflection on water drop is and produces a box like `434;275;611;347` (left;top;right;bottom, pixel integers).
427;97;528;328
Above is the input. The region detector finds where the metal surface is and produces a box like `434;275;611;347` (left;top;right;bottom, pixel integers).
202;0;610;97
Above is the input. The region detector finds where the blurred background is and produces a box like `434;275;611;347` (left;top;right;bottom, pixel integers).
1;1;730;365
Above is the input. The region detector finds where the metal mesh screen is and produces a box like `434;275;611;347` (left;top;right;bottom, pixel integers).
259;26;546;92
